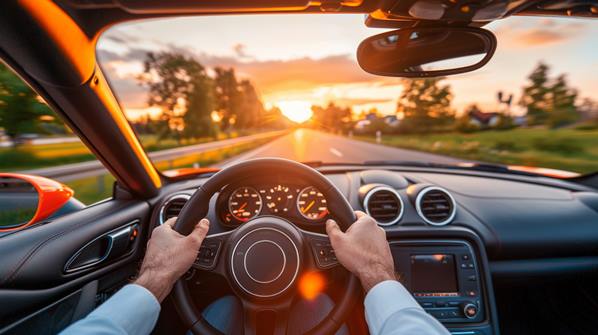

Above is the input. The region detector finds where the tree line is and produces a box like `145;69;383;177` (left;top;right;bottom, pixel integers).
135;52;288;142
0;52;290;147
313;62;594;135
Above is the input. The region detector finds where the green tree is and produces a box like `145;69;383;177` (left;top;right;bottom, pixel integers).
0;64;55;145
236;80;264;129
311;102;352;133
213;67;242;132
397;78;454;133
519;62;551;126
547;74;578;128
138;52;216;141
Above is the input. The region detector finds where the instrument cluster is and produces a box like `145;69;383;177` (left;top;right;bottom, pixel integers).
217;181;329;226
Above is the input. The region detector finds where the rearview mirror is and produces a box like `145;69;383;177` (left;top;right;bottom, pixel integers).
357;27;497;78
0;173;73;232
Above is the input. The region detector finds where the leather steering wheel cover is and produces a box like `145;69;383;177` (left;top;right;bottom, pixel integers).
173;158;360;335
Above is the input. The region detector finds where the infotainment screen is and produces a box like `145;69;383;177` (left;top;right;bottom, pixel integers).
410;254;458;293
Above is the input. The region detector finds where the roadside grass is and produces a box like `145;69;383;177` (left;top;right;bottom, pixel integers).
68;137;273;205
0;131;251;171
356;128;598;174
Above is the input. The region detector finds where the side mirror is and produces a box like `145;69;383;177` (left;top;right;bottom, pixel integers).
0;173;73;232
357;27;497;78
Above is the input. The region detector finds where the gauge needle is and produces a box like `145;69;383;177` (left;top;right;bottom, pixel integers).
238;202;248;213
302;200;315;213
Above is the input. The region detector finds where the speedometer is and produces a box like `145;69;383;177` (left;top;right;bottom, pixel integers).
297;186;328;220
228;187;262;222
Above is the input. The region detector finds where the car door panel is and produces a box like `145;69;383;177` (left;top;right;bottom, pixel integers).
0;199;151;331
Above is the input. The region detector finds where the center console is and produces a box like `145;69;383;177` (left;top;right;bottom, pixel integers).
389;239;497;335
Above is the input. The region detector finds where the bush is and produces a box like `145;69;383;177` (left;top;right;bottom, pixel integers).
455;117;480;133
532;137;583;154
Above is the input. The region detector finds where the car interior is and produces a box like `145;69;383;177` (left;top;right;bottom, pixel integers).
1;1;598;335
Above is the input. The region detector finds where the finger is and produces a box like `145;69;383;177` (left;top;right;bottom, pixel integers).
187;218;210;246
354;210;367;219
163;217;177;229
326;219;343;245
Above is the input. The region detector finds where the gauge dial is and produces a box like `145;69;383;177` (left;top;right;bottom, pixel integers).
265;184;293;214
297;186;328;220
228;187;262;222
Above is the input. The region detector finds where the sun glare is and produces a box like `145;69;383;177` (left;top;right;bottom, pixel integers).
277;100;313;123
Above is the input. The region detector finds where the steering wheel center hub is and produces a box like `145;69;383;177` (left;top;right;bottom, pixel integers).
229;217;302;298
244;240;286;283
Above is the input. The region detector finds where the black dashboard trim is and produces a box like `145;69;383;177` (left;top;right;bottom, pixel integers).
490;256;598;278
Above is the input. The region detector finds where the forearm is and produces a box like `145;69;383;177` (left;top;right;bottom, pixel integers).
364;280;450;335
60;284;161;335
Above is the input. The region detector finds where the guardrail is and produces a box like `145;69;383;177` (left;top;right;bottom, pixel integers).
18;130;287;182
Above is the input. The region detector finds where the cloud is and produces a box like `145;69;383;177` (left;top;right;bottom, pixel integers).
97;39;380;108
495;20;587;47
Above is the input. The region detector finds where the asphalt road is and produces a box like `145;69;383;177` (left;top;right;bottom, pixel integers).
218;128;463;167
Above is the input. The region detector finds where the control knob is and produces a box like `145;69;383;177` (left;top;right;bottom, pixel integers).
462;303;478;319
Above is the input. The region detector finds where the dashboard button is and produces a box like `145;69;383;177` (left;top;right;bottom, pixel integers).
463;303;478;319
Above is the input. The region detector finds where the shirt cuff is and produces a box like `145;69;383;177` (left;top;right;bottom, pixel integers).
364;280;423;335
90;284;161;335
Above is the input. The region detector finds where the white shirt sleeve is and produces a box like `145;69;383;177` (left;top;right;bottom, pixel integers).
364;280;451;335
60;284;161;335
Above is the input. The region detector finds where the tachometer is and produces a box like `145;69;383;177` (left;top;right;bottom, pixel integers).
228;187;262;222
265;184;293;214
297;186;328;220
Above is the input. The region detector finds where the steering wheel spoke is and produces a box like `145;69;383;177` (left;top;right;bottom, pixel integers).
242;298;293;335
301;230;340;270
192;231;232;276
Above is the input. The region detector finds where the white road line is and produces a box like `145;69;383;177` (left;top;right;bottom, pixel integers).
329;147;343;157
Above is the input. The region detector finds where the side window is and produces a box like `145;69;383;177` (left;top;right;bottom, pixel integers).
0;63;115;232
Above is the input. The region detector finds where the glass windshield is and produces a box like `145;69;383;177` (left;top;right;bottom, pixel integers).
96;15;598;175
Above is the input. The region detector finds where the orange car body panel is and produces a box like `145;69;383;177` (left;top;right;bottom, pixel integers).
0;173;74;232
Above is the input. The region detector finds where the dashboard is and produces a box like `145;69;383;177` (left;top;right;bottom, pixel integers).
153;165;598;335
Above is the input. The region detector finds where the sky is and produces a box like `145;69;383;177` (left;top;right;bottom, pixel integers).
96;14;598;123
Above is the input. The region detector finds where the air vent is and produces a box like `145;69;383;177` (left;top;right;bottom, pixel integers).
159;194;191;225
364;186;404;226
416;187;456;226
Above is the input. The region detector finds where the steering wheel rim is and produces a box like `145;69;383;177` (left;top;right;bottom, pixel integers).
172;158;360;335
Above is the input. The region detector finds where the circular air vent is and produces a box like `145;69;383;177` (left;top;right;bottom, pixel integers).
159;194;191;225
364;186;404;226
415;187;456;226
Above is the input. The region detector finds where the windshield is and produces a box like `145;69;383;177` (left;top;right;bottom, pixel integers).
96;15;598;175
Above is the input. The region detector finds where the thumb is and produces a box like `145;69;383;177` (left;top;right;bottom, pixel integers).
187;218;210;247
326;219;344;246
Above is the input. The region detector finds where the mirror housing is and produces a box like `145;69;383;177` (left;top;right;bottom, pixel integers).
0;173;73;232
357;27;497;78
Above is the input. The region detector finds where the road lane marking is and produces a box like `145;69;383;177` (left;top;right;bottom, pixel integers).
329;148;343;157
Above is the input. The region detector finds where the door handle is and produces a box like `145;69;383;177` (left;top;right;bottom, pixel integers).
65;221;139;273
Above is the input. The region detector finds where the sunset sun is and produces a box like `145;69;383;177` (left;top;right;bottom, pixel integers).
277;100;313;123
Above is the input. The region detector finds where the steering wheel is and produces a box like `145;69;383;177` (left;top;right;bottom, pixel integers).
172;158;360;335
